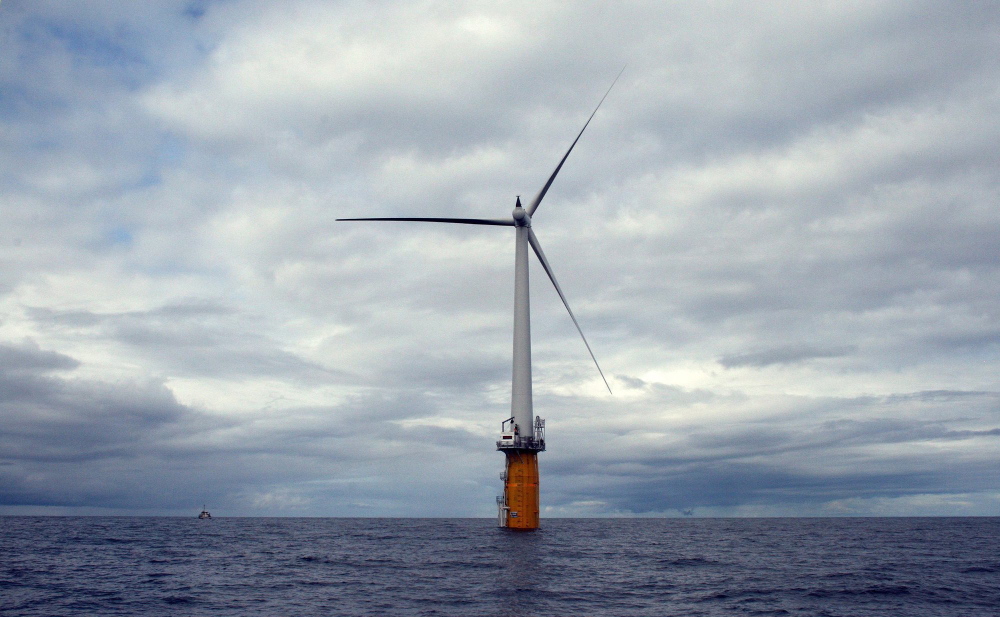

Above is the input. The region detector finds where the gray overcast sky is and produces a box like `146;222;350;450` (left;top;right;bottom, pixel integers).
2;0;999;517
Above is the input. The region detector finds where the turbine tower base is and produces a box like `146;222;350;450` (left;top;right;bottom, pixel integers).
496;416;545;530
499;451;539;529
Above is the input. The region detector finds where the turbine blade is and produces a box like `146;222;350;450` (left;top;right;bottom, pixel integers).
337;217;514;226
526;65;626;217
527;228;612;394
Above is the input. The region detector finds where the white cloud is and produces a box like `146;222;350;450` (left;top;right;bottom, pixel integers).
2;0;1000;516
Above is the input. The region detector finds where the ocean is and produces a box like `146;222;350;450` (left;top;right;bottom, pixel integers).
2;517;998;616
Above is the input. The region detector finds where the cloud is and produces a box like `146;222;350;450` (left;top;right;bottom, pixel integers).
25;302;350;384
541;388;1000;516
719;345;855;368
2;0;1000;516
0;340;496;515
0;341;80;372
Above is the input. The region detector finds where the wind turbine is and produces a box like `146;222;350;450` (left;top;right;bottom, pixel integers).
338;70;621;529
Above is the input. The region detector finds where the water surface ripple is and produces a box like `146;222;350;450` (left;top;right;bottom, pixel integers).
2;517;998;616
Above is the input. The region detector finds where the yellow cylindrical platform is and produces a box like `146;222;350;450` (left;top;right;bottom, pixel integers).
503;451;539;529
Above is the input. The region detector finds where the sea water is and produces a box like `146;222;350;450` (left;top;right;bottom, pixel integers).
2;517;998;616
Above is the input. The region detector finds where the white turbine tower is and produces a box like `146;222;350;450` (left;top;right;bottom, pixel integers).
338;70;621;529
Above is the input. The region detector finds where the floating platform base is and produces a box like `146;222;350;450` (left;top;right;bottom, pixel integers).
499;451;539;530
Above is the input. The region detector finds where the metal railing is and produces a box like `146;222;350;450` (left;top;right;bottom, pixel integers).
495;435;546;451
496;415;546;451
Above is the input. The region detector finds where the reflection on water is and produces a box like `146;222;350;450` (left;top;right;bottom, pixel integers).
492;527;545;616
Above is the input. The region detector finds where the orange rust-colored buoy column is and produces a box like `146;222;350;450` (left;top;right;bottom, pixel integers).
496;416;545;530
503;451;539;529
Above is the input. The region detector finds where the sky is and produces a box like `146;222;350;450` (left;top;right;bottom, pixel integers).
1;0;999;518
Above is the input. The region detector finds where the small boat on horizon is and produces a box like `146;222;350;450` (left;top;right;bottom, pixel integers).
198;505;211;519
